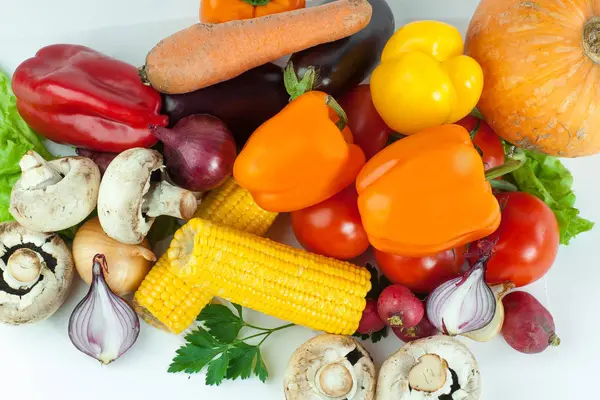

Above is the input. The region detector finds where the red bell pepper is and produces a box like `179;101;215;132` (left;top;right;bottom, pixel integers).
12;44;168;153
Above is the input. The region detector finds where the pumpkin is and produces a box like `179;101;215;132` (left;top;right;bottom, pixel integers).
466;0;600;157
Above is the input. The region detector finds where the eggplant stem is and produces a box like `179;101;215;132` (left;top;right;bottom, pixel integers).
325;96;348;132
283;62;316;101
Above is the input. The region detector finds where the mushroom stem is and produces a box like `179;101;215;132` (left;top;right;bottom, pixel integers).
142;181;198;220
18;151;64;190
4;248;44;289
408;354;448;393
316;363;354;398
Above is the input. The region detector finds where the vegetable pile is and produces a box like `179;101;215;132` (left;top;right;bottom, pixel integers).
1;0;599;398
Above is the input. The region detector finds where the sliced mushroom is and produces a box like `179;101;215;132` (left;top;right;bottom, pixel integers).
97;148;198;244
9;151;101;233
0;222;74;324
284;334;376;400
377;336;481;400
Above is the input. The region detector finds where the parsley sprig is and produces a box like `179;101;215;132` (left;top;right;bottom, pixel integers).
169;303;294;385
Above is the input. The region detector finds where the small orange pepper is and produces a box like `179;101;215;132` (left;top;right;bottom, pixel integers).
234;91;365;212
200;0;306;24
356;124;501;257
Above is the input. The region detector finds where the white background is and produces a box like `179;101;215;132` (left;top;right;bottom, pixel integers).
1;1;599;399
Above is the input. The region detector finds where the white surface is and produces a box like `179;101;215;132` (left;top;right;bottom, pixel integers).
1;1;599;399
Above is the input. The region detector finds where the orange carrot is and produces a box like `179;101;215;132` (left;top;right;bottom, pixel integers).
143;0;372;94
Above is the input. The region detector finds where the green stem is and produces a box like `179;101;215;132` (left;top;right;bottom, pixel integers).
469;118;481;140
241;0;271;5
325;95;348;132
470;107;485;120
489;179;518;192
485;148;526;180
138;65;151;86
283;62;316;101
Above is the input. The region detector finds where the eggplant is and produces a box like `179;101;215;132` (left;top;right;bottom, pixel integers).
161;63;289;146
289;0;395;98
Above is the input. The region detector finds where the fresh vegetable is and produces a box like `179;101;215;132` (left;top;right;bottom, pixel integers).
374;246;466;294
356;299;385;335
501;291;560;354
69;254;140;364
353;263;391;343
356;124;500;257
455;115;505;170
338;84;394;159
473;192;559;287
75;148;116;175
134;179;278;334
200;0;305;23
370;21;483;135
143;0;373;94
376;336;481;400
377;284;424;329
0;222;74;324
12;44;167;153
289;0;395;98
9;151;100;233
161;63;289;146
97;148;198;245
427;245;496;336
466;0;600;157
234;91;365;212
284;334;376;400
506;149;594;245
166;218;371;335
463;282;514;343
150;115;237;192
72;217;155;296
290;185;369;260
0;70;53;223
392;313;439;343
170;303;293;385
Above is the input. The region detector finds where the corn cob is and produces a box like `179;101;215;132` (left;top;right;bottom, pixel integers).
133;178;278;333
168;218;371;335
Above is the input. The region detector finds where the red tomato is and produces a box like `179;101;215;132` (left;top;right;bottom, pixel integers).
455;115;505;170
476;192;559;287
339;84;394;159
290;185;369;260
374;247;467;294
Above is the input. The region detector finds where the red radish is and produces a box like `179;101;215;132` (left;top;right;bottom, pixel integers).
377;284;424;328
501;291;560;354
392;313;439;342
356;298;386;334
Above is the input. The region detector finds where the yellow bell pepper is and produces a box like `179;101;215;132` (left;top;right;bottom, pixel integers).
370;21;484;135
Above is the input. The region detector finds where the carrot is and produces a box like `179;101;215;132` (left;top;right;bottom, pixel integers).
143;0;373;94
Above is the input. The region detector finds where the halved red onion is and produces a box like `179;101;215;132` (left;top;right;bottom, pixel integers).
68;254;140;364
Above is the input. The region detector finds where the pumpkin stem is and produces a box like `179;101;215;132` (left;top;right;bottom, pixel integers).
583;17;600;65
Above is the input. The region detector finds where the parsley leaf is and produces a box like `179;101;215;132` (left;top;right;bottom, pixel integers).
253;348;269;383
354;326;389;343
226;343;256;381
197;304;244;343
168;342;221;374
205;352;230;386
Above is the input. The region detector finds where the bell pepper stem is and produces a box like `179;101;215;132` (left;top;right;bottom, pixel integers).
489;179;518;192
283;62;316;101
325;95;348;132
484;148;527;180
138;65;151;86
242;0;271;5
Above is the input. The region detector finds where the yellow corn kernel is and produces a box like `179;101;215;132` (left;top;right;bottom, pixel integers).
168;218;371;335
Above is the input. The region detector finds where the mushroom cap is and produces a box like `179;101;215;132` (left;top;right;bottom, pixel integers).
284;334;376;400
9;156;100;233
376;336;481;400
0;222;74;324
97;148;162;245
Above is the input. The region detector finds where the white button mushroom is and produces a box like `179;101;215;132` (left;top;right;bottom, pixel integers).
9;151;101;233
97;148;198;245
0;222;74;325
376;336;481;400
284;334;377;400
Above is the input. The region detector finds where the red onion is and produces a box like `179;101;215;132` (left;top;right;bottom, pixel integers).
426;251;496;336
68;254;140;364
149;114;237;192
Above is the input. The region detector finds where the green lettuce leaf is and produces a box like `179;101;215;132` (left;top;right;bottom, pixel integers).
0;70;53;223
506;150;594;245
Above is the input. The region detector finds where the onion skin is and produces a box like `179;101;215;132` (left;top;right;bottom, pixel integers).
72;217;155;295
149;114;237;192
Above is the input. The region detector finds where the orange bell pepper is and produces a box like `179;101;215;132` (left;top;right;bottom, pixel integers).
356;124;501;257
234;91;365;212
200;0;306;24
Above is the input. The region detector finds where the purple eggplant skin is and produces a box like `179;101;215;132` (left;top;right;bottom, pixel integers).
289;0;395;98
161;63;289;147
